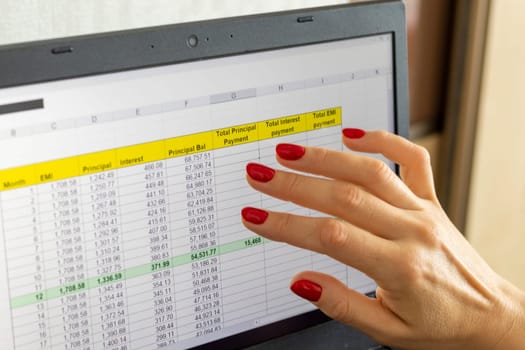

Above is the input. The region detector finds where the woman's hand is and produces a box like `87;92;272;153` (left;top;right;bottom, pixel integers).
241;129;525;350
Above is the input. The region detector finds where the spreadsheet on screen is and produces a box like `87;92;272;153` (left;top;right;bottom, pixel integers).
0;34;394;349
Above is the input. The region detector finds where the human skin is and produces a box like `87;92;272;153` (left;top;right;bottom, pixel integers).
241;129;525;350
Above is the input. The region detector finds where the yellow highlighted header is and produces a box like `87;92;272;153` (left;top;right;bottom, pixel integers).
213;123;258;149
166;131;213;157
305;107;342;131
1;166;35;191
257;114;306;139
79;150;116;175
36;157;78;185
117;140;164;168
0;107;341;191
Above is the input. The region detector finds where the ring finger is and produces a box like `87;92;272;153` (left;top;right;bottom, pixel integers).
241;207;398;284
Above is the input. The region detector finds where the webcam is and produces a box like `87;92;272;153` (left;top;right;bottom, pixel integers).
186;34;199;48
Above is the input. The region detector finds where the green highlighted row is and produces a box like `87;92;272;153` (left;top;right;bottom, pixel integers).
10;235;266;309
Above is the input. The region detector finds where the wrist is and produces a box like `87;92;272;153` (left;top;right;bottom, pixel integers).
490;280;525;349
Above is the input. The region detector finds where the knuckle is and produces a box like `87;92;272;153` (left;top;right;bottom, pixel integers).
334;183;363;208
393;240;433;288
402;258;423;284
318;219;348;252
377;129;390;140
369;158;395;183
396;252;423;285
412;217;441;247
283;172;302;199
412;144;432;165
311;147;330;170
387;242;422;286
274;212;293;240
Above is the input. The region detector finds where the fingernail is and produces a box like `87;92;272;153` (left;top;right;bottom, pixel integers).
246;163;275;182
290;280;322;302
241;207;269;224
342;128;366;139
276;143;306;161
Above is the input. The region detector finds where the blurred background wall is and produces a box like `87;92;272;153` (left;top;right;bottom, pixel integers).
0;0;347;45
1;0;523;288
467;0;525;289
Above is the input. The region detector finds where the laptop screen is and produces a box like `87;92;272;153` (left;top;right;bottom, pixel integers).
0;2;407;349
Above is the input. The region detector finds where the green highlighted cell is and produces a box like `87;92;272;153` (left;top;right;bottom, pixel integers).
10;235;267;309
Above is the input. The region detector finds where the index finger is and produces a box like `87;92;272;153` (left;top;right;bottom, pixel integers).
343;130;436;201
275;143;421;210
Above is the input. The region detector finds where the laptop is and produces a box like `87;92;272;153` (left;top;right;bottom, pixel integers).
0;1;408;349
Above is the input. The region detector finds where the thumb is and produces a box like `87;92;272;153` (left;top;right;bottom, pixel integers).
290;271;405;345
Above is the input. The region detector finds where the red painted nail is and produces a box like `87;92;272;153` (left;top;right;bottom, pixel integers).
342;128;366;139
241;207;269;224
276;143;306;161
290;280;322;302
246;163;275;182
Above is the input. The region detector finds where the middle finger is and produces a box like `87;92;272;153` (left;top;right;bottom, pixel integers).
246;162;408;240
